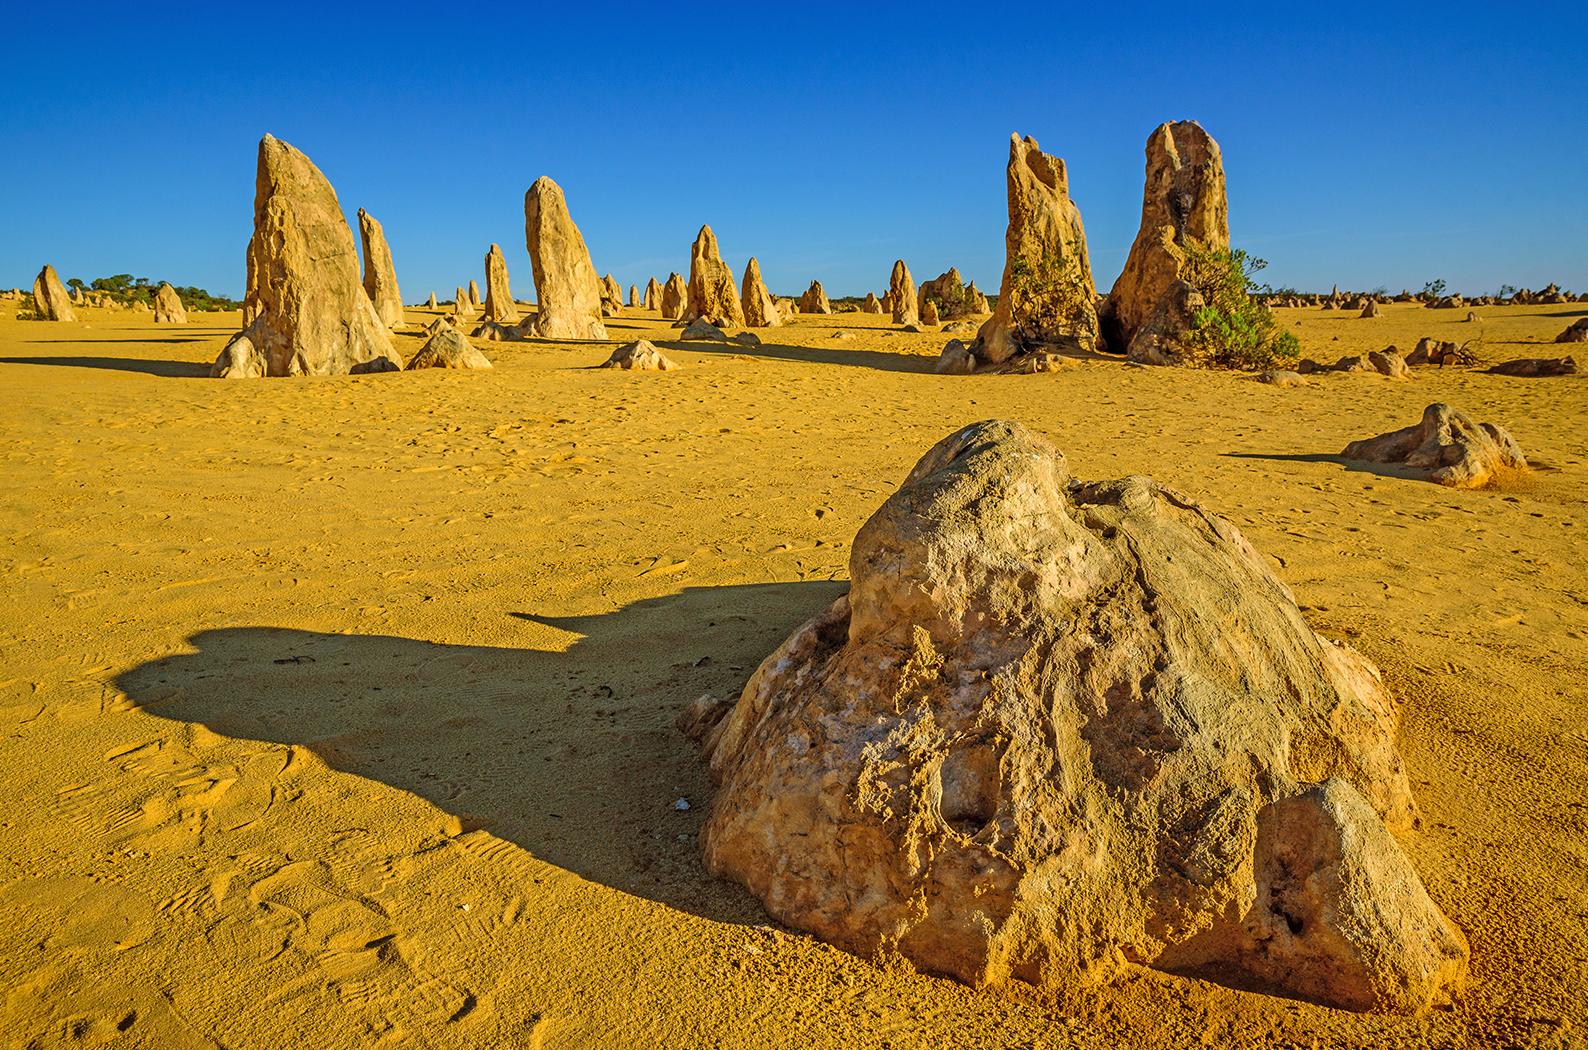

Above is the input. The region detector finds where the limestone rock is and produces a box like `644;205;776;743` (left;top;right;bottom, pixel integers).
31;265;77;321
1554;318;1588;343
694;420;1459;1011
918;267;969;320
684;225;746;327
471;320;521;342
350;356;400;374
522;177;607;340
741;257;781;328
1102;121;1229;362
209;333;265;378
1258;369;1308;388
357;208;404;328
1360;300;1381;318
660;273;687;320
600;273;623;314
1465;311;1482;323
644;277;662;311
426;292;437;309
1368;349;1410;379
601;339;680;371
482;243;520;324
921;300;940;325
933;340;976;374
1484;356;1579;378
731;331;761;347
629;284;640;308
943;320;978;335
239;135;400;376
1126;280;1205;366
890;260;920;326
453;287;472;317
974;134;1099;365
468;280;481;307
1406;338;1473;367
1342;403;1527;487
965;281;990;315
406;327;492;370
153;282;188;324
862;292;884;314
681;318;728;342
799;281;831;314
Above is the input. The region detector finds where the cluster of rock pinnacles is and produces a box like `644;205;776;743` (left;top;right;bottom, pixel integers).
92;127;1537;1012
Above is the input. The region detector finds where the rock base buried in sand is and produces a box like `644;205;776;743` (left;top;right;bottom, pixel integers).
601;340;679;371
1553;318;1587;343
1342;403;1526;488
1484;356;1579;377
680;318;727;342
691;420;1465;1012
406;328;492;370
1257;369;1308;387
210;334;266;378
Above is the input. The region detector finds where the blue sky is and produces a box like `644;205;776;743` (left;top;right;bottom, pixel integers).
2;1;1584;300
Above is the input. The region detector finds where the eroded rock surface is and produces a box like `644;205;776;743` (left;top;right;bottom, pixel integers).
741;257;781;328
1342;403;1526;487
601;339;680;371
482;243;520;324
32;265;76;321
684;225;745;327
523;176;608;340
692;420;1464;1013
153;282;187;324
357;208;404;328
406;327;492;370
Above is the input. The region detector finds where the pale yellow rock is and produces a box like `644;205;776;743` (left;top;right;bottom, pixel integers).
31;264;76;322
975;133;1098;363
523;176;608;341
406;327;492;370
239;135;400;376
482;243;519;324
798;280;831;314
600;339;680;371
152;282;187;324
740;257;780;328
889;260;919;326
1342;403;1527;488
684;226;745;327
357;208;404;328
660;272;687;321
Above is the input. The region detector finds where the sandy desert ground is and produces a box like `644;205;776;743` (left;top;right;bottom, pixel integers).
0;301;1583;1048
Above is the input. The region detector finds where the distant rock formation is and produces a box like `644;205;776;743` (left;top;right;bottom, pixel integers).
1484;356;1579;377
357;208;404;328
522;176;608;340
426;292;437;309
684;225;746;327
799;280;831;314
600;273;623;315
741;257;780;328
972;134;1098;365
478;243;519;324
152;282;188;324
660;272;687;320
31;264;76;321
917;267;978;320
921;300;940;326
602;339;680;371
964;281;990;315
861;292;884;314
690;420;1467;1012
889;260;919;326
644;277;662;311
1343;403;1527;487
629;284;640;308
468;280;481;307
1554;318;1588;343
1102;121;1229;363
237;134;400;376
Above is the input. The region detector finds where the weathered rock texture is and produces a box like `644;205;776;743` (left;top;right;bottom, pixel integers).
239;135;400;376
600;273;623;314
684;226;746;327
209;334;265;378
468;280;481;307
862;292;884;314
482;243;519;324
799;281;831;314
660;273;687;320
1555;318;1588;343
1102;121;1229;363
406;327;492;370
741;257;781;328
644;277;662;311
153;282;188;324
974;134;1098;364
918;267;979;320
1342;404;1527;488
357;208;404;328
691;420;1466;1013
32;265;77;322
523;177;608;340
1485;356;1579;377
890;260;920;326
921;300;941;326
601;339;680;371
629;284;640;308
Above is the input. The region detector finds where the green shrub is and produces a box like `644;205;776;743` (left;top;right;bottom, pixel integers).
1177;246;1300;370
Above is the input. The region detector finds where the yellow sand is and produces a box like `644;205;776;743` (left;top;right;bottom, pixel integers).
0;302;1583;1048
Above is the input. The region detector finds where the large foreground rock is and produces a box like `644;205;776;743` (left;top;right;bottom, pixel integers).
357;208;404;328
1342;403;1526;488
1102;121;1229;362
973;134;1098;364
890;260;919;326
406;327;492;370
240;135;400;376
690;420;1465;1012
523;176;608;340
482;243;519;324
32;264;76;321
741;257;780;328
153;282;187;324
684;225;746;327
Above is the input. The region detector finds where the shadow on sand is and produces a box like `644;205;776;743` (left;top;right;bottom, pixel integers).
0;355;212;378
1222;451;1424;482
118;580;847;924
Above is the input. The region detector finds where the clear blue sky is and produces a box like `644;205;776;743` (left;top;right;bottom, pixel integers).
3;1;1584;301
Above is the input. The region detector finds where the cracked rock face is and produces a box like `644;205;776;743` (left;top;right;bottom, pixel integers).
692;420;1466;1012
